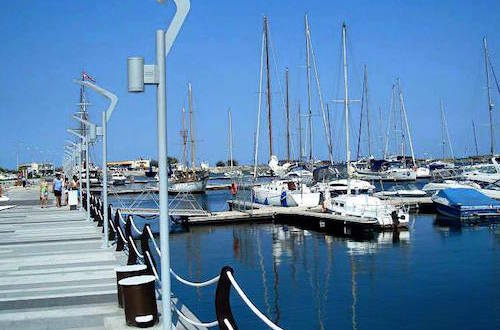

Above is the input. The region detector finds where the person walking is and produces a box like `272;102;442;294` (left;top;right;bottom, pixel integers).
53;173;63;207
39;179;49;208
22;176;27;188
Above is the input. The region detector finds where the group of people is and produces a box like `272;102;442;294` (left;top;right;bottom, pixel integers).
40;174;79;208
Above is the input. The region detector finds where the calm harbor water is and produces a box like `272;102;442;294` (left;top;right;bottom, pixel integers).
111;182;500;329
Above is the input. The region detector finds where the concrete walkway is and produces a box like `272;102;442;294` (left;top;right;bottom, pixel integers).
0;187;123;329
0;187;206;329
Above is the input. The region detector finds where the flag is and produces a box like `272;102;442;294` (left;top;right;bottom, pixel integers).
82;71;96;82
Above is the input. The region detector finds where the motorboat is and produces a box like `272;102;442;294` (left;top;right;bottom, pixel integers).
327;194;409;228
432;188;500;220
111;172;127;186
312;179;375;198
422;180;480;196
461;157;500;184
252;179;320;208
374;184;427;198
479;180;500;200
415;166;431;179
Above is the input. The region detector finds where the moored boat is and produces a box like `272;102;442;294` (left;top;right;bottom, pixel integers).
431;188;500;220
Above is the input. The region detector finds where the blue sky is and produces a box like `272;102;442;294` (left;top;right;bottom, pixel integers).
1;0;499;169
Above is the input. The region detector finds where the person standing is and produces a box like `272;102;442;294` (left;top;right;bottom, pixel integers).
53;174;63;207
22;176;27;188
39;179;49;208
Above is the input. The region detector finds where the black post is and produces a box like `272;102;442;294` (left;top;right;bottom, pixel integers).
215;266;238;330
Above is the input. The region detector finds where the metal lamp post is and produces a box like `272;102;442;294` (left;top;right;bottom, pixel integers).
126;1;190;328
67;140;84;210
72;81;118;248
67;129;91;222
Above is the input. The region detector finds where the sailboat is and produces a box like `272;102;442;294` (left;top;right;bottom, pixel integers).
325;23;409;228
168;83;209;194
251;16;320;208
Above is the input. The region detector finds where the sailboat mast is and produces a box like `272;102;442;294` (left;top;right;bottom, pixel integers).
298;102;303;160
384;85;395;159
484;37;495;156
440;99;446;159
263;16;273;159
365;66;371;156
285;68;291;161
472;120;479;156
228;108;233;169
342;23;351;183
397;80;416;167
188;83;195;169
181;107;188;168
443;103;455;159
305;14;313;162
253;28;266;179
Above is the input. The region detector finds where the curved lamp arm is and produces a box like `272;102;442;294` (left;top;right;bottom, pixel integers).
67;128;86;141
73;80;118;122
164;0;191;56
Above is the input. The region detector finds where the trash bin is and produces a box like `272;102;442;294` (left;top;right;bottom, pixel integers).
118;275;158;328
115;264;148;308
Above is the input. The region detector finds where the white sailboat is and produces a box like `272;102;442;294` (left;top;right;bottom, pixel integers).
168;83;209;194
325;23;409;228
251;17;319;208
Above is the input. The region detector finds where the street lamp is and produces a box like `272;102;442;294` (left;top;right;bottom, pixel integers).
126;1;190;328
67;140;84;210
67;128;91;222
72;80;118;248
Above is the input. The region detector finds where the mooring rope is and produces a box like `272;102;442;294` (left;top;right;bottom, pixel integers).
145;251;160;282
146;226;161;256
117;226;127;242
169;268;220;288
129;217;143;235
226;271;284;330
171;303;219;328
128;236;144;259
108;219;117;233
223;319;235;330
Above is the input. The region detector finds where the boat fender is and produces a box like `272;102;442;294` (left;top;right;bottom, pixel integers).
230;182;238;195
280;191;287;207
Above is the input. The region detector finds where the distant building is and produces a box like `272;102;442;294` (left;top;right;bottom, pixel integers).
107;158;151;170
18;162;55;177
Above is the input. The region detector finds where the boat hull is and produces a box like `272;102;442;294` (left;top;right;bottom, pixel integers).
168;178;208;193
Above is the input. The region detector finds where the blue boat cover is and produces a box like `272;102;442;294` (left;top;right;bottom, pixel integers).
437;188;500;206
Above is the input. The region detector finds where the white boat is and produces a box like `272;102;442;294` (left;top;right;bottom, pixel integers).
479;180;500;200
325;24;409;229
328;194;409;228
252;180;320;208
312;179;374;197
415;166;431;178
168;176;208;193
422;180;480;195
374;184;427;198
111;172;127;186
461;157;500;184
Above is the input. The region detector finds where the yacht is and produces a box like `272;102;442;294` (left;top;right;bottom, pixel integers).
461;158;500;184
312;179;374;198
422;180;480;195
111;172;127;186
328;194;409;228
374;184;427;198
252;179;320;208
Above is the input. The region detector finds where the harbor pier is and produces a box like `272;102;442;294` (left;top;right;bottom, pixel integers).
0;187;204;329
